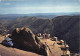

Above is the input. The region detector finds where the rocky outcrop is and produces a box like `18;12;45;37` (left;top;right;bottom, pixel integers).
11;27;41;52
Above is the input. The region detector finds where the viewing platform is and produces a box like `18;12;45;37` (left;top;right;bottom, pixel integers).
37;33;70;56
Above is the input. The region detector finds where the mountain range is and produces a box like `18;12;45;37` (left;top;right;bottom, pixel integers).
0;12;80;19
0;13;80;53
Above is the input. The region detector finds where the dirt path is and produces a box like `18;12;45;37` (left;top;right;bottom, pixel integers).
0;44;42;56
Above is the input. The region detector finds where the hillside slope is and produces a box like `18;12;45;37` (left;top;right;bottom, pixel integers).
50;15;79;53
30;15;80;53
0;44;41;56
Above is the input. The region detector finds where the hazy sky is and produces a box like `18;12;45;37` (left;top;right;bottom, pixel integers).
0;0;80;14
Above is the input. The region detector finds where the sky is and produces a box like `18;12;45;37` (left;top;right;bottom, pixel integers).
0;0;80;14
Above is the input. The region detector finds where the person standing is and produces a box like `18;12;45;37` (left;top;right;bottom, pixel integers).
53;42;55;47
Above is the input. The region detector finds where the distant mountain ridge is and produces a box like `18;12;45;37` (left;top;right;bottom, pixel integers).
0;12;80;20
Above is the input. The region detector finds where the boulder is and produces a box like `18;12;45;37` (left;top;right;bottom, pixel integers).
11;27;40;52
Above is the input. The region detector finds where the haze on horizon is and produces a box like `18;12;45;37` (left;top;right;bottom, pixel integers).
0;0;80;14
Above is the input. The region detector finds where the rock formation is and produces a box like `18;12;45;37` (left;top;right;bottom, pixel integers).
11;27;42;53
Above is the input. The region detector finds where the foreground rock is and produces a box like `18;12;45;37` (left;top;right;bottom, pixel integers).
11;27;46;55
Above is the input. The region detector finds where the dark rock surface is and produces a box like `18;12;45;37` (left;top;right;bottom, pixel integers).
11;27;46;55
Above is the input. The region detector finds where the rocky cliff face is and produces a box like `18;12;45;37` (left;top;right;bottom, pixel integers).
11;28;40;52
11;27;46;55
